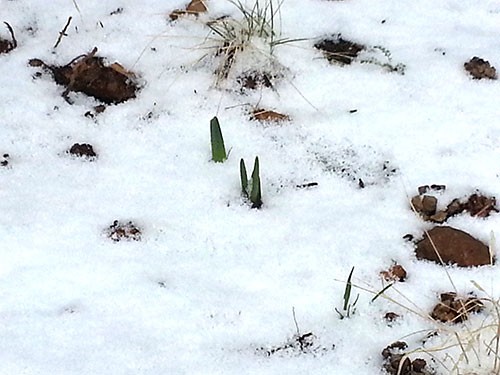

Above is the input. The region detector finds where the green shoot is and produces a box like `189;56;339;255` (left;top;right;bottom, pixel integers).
240;158;248;197
335;266;359;319
239;156;263;208
250;156;262;208
210;116;227;162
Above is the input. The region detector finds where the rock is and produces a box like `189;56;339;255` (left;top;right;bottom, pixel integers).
415;226;492;267
411;195;424;213
429;210;447;223
430;184;446;191
421;195;437;216
69;143;97;159
464;56;497;79
445;198;464;217
418;184;445;195
411;187;497;223
418;185;430;195
411;358;427;373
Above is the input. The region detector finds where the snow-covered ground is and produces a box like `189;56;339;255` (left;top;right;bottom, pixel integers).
2;0;500;374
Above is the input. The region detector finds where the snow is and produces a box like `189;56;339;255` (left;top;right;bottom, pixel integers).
2;0;500;374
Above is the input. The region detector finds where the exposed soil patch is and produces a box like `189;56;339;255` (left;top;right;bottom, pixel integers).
464;56;497;80
415;226;492;267
315;143;398;187
169;0;207;20
0;22;17;54
431;292;483;323
257;332;334;357
251;109;290;123
29;47;140;104
381;341;431;375
68;143;97;160
237;71;275;90
106;220;142;242
411;186;497;223
314;35;364;65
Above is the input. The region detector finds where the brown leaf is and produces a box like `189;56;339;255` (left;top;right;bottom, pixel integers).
251;109;290;122
186;0;207;13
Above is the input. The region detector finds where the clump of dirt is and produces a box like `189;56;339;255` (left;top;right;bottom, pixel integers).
0;22;16;54
84;104;106;119
1;153;10;167
251;109;290;123
415;226;492;267
380;264;407;282
411;186;497;223
170;0;207;20
464;57;497;80
237;70;276;90
431;292;483;323
29;47;140;104
68;143;97;160
314;35;364;65
453;193;497;217
106;220;142;242
382;341;431;375
257;332;334;357
383;312;401;324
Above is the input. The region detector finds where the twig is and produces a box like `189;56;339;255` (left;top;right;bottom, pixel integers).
4;22;16;48
53;16;72;49
292;307;300;336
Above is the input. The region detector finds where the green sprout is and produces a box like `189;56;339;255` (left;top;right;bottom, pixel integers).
210;116;227;162
240;156;263;208
335;266;359;319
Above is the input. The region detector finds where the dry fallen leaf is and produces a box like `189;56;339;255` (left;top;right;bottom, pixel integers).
251;109;290;122
186;0;207;13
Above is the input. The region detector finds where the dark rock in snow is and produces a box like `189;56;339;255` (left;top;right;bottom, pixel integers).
415;226;492;267
69;143;97;159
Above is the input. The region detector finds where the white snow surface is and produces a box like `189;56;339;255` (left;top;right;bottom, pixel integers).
2;0;500;374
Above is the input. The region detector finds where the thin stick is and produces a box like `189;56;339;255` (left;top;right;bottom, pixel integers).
71;0;83;21
292;307;300;336
53;16;72;49
4;22;17;49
